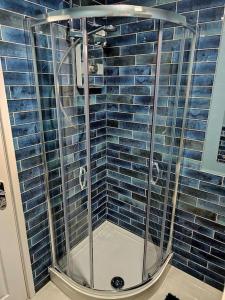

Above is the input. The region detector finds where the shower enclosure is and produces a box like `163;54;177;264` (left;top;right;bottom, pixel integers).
29;4;196;298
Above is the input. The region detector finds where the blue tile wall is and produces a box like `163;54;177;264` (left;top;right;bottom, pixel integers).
104;0;225;291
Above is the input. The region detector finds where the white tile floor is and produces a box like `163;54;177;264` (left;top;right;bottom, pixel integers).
32;265;222;300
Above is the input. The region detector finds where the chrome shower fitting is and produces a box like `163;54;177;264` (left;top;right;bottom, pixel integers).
88;24;117;36
89;25;117;48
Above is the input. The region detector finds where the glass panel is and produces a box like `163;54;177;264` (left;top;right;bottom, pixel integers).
104;16;162;288
52;22;92;286
143;20;164;280
87;17;108;290
148;26;187;263
31;23;66;264
33;21;92;287
147;26;196;266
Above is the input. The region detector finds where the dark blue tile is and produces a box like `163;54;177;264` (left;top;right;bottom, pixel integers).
6;58;33;72
199;7;224;22
119;219;143;237
182;169;222;185
195;49;218;62
0;9;24;28
105;76;134;85
104;66;119;76
205;277;224;291
0;41;30;58
198;35;221;49
137;31;158;43
172;260;204;281
8;99;38;113
121;19;154;35
120;65;151;76
178;0;225;13
0;0;45;17
199;182;225;197
120;86;150;95
12;122;40;138
14;111;39;125
120;121;148;132
16;144;41;161
4;72;33;85
107;34;136;46
121;43;154;55
105;56;135;66
135;75;154;85
1;26;28;44
189;261;224;284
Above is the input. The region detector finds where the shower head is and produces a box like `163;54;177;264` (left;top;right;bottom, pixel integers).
88;24;117;36
104;25;117;32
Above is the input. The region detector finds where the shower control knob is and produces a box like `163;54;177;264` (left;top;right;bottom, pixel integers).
89;64;98;74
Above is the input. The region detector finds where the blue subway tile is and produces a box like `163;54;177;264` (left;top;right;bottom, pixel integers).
0;0;45;17
121;43;154;55
0;41;30;58
177;0;225;13
1;26;28;44
121;19;154;35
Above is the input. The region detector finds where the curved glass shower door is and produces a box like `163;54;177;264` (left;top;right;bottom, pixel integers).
30;21;93;286
29;6;196;294
143;25;193;279
50;22;93;287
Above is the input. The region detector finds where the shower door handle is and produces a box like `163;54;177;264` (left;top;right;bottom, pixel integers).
79;166;87;190
151;161;160;185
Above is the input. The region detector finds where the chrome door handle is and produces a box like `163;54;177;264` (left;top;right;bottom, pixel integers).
151;161;160;185
79;166;87;190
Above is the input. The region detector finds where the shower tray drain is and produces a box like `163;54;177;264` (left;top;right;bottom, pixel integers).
111;276;125;290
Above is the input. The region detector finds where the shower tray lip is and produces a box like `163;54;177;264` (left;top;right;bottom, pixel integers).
49;253;173;299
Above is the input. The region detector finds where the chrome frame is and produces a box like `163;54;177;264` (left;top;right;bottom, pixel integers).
50;23;71;275
142;20;164;282
28;4;194;33
159;28;187;260
82;18;94;288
